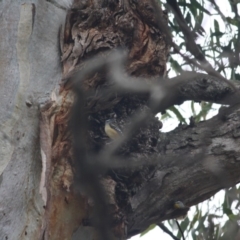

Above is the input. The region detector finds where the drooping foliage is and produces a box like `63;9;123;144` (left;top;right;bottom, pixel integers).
142;1;240;239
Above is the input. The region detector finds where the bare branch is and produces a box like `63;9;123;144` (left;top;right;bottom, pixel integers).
158;223;180;240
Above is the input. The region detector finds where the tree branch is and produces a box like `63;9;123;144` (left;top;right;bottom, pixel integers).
158;223;180;240
126;103;240;237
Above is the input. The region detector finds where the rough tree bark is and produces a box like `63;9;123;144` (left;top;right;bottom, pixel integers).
0;1;240;240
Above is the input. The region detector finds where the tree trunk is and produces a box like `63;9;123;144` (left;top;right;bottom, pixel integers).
1;1;240;240
0;0;69;239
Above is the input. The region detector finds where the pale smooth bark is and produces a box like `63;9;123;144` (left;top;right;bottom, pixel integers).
0;1;68;239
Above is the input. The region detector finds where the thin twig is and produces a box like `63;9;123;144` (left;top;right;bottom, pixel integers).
176;220;185;240
158;223;180;240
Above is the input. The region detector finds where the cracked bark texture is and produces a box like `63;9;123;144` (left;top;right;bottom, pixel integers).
127;103;240;236
0;0;240;240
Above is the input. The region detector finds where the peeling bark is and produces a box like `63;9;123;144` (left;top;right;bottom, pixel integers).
39;0;240;239
41;1;170;237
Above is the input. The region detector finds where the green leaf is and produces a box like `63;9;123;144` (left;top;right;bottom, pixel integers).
223;207;233;216
189;211;200;229
177;217;190;238
191;101;196;117
185;12;191;24
226;17;239;26
169;21;181;33
195;102;212;121
214;224;221;239
211;31;224;37
170;57;183;73
168;106;187;124
197;212;208;229
234;73;240;81
214;19;220;32
191;230;197;240
196;7;204;24
161;111;172;120
181;217;190;232
228;214;238;221
140;224;156;236
191;0;211;15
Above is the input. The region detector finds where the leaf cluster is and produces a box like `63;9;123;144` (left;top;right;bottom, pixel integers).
142;0;240;239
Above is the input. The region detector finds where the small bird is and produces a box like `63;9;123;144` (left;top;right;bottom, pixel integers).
174;201;190;220
104;119;122;139
174;201;187;209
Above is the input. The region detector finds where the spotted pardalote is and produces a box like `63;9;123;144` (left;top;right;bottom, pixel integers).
174;201;186;209
174;201;190;220
104;119;122;139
